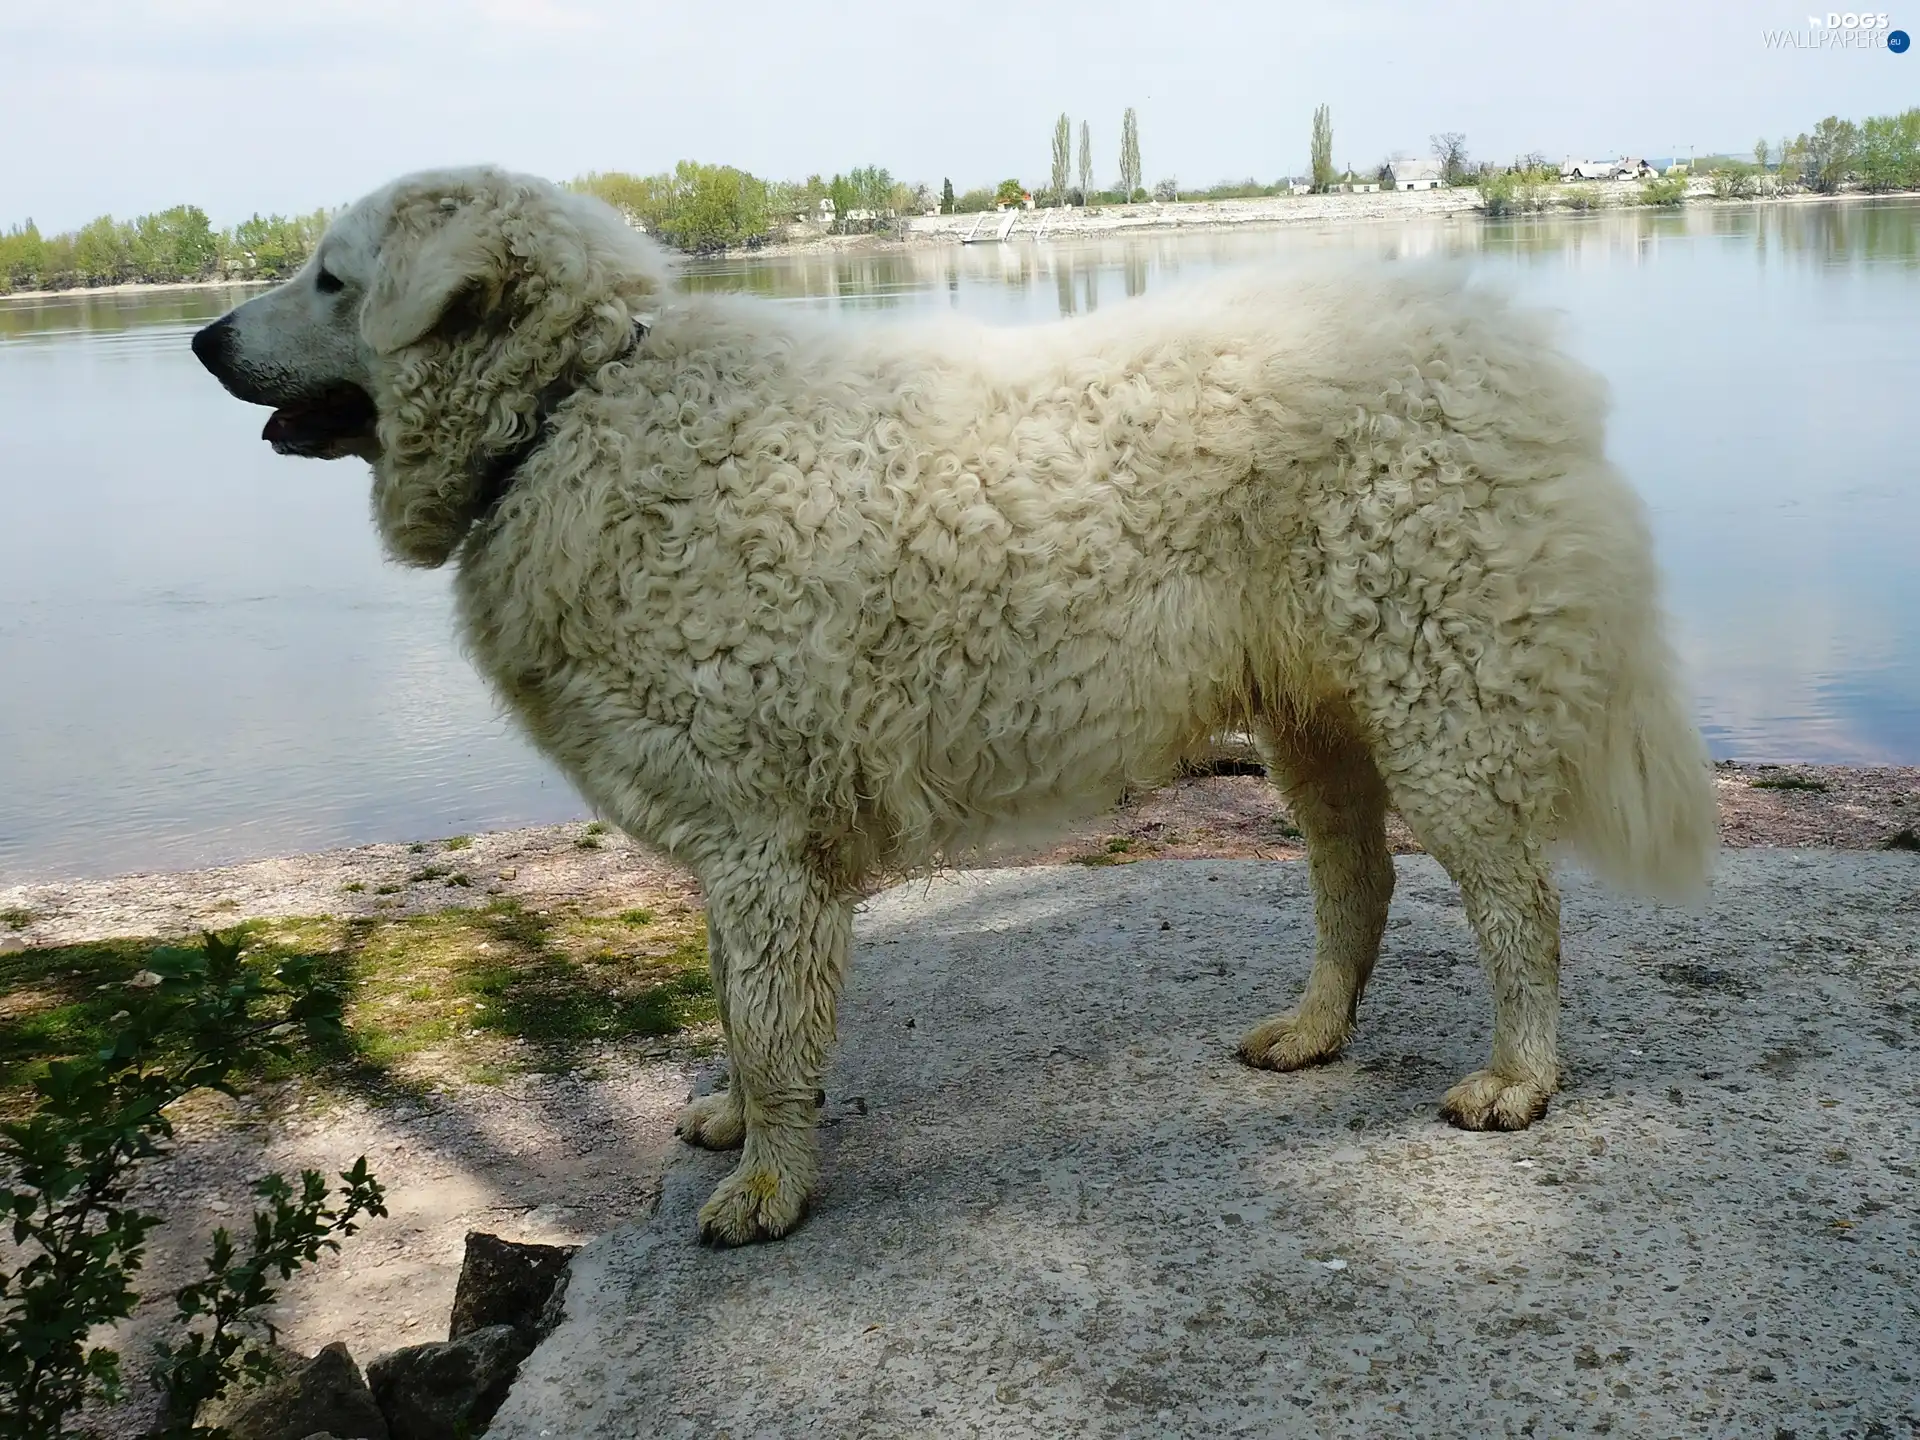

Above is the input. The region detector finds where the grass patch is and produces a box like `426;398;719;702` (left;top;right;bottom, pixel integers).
1075;836;1142;866
1;907;32;930
0;899;713;1112
619;909;655;926
443;835;473;851
1748;775;1830;792
1882;827;1920;852
343;882;365;894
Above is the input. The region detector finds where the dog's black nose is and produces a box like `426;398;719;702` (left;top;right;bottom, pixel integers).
191;317;231;376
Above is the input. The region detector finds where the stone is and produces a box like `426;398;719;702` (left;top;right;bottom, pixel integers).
447;1231;576;1346
488;852;1920;1438
197;1341;388;1440
366;1324;530;1440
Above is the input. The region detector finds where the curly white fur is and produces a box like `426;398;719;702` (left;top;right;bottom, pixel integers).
205;167;1718;1245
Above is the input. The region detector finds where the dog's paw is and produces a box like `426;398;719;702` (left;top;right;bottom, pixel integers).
1236;1012;1349;1072
675;1089;746;1150
696;1142;815;1247
1438;1069;1554;1131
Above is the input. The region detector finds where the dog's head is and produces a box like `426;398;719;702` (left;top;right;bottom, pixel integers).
193;165;670;566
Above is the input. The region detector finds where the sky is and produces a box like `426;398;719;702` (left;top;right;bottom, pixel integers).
5;0;1916;231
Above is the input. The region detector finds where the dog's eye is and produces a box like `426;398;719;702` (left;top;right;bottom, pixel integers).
316;267;345;294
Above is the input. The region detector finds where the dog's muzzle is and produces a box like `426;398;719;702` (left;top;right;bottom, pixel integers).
191;315;379;460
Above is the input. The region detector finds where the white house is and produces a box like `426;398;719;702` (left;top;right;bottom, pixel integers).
1384;159;1444;190
1287;177;1312;195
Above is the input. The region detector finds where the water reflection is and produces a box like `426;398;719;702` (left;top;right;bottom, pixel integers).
1;199;1914;882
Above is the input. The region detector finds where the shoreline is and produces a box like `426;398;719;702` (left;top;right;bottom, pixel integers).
5;186;1914;301
0;276;274;303
3;759;1915;949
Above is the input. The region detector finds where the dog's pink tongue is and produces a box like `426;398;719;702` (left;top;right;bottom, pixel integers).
261;406;303;443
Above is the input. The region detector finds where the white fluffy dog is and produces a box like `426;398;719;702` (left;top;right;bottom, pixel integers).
195;166;1717;1246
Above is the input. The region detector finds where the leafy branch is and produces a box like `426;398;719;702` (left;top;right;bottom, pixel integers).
0;933;383;1439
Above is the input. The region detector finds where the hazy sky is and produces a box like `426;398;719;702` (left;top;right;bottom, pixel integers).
6;0;1915;230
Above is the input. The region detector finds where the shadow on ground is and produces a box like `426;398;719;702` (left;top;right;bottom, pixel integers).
492;851;1919;1440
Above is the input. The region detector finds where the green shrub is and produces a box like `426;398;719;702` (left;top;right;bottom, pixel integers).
1708;164;1758;199
1477;166;1557;217
1638;174;1688;206
1560;184;1602;211
1476;170;1519;215
0;933;383;1437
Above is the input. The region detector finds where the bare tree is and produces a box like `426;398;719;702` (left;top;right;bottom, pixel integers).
1051;113;1072;202
1078;120;1093;199
1431;131;1470;185
1119;108;1142;198
1310;104;1334;191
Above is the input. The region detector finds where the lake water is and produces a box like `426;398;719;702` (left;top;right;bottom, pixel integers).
2;200;1916;883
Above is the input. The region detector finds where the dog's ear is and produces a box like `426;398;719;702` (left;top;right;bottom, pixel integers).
362;196;505;355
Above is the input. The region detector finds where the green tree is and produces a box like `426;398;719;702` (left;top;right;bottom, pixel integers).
572;163;773;249
129;205;219;283
941;177;955;214
0;221;47;292
1310;104;1335;192
1078;120;1093;200
1778;134;1805;188
70;216;132;285
1051;113;1072;202
1119;107;1142;199
1857;109;1920;192
1754;137;1771;170
995;177;1027;208
1804;116;1861;192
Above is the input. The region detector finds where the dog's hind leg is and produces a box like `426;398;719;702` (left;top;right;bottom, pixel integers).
1392;783;1563;1130
692;836;852;1246
1237;709;1396;1071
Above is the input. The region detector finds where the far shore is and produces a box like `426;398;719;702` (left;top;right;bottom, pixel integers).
2;760;1914;950
5;183;1914;302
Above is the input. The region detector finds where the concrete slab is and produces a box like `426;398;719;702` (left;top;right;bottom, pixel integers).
489;852;1919;1439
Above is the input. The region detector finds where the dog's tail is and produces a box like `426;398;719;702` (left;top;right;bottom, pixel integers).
1558;624;1719;904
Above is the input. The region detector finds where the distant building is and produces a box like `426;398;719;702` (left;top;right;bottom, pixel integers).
1560;157;1659;181
1384;159;1444;190
1340;172;1379;193
1287;177;1312;195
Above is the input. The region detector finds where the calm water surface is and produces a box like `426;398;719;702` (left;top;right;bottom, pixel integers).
2;200;1916;882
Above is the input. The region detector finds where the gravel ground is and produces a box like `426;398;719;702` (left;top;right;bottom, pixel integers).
5;762;1916;1436
495;852;1920;1440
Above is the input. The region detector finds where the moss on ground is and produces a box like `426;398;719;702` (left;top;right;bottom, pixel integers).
0;898;712;1112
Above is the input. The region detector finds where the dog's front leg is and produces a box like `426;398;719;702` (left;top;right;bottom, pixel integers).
693;837;852;1246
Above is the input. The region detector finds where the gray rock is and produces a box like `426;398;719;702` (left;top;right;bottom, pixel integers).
366;1324;529;1440
197;1341;388;1440
488;852;1920;1438
447;1232;576;1346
